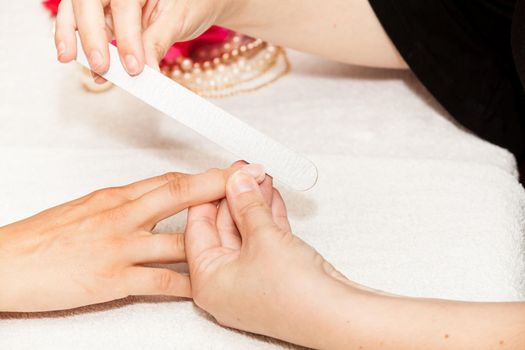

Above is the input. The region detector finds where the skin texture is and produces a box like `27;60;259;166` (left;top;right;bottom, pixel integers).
186;170;525;350
54;0;406;83
52;1;524;348
0;164;265;312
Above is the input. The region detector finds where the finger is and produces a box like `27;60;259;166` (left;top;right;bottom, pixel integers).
217;198;241;250
271;189;292;232
186;202;221;262
260;175;273;206
119;164;247;202
70;172;188;209
216;161;269;247
55;0;77;63
226;170;278;242
217;169;270;249
60;170;220;218
125;165;265;229
125;232;186;264
73;0;110;74
120;172;187;200
123;267;191;298
142;13;180;70
111;0;145;75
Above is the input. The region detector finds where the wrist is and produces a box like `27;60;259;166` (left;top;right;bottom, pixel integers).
265;277;374;349
292;281;405;350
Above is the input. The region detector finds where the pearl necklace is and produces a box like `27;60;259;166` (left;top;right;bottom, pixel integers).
81;34;290;98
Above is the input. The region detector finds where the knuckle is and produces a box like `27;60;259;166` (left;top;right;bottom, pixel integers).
169;234;185;255
91;187;124;202
106;235;128;250
168;178;191;199
239;200;266;219
160;172;184;183
149;41;168;60
90;187;127;204
154;270;174;293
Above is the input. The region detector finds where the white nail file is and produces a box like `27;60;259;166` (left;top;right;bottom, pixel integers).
74;38;318;191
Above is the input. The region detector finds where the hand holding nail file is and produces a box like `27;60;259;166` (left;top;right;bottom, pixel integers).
74;34;318;191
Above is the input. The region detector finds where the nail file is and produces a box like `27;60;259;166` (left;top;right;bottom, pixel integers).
74;37;318;191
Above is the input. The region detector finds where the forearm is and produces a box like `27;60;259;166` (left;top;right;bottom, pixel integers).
311;287;525;350
220;0;406;68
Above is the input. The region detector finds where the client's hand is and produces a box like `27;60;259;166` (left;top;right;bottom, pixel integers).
185;169;356;348
0;164;264;312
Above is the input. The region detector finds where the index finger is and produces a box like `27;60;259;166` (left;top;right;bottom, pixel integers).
124;164;265;229
111;0;145;75
73;0;111;74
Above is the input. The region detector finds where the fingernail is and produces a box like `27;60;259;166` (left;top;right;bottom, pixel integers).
57;41;66;59
240;164;265;182
94;75;107;84
89;50;103;71
231;171;258;195
124;54;139;75
90;71;107;84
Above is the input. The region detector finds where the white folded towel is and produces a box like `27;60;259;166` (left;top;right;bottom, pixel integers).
0;2;524;349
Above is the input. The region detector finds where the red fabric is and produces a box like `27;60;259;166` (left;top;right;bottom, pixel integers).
42;0;60;14
42;0;232;64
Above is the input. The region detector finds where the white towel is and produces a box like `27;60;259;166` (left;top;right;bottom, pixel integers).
0;2;524;349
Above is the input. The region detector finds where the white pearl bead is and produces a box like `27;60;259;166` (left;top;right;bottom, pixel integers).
181;59;193;71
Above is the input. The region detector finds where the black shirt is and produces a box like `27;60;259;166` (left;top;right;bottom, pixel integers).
369;0;525;161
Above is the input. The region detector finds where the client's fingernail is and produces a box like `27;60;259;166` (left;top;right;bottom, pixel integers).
231;171;258;195
57;41;66;59
240;164;265;182
89;50;103;71
124;54;139;75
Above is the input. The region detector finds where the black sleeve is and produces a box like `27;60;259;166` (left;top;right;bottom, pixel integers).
368;0;525;161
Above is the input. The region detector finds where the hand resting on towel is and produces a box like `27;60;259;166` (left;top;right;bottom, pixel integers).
0;164;264;312
185;168;525;350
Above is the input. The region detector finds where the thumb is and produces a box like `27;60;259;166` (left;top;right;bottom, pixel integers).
226;169;277;241
142;17;177;70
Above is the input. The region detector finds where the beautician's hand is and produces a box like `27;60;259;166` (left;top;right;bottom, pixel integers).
55;0;231;76
185;169;359;348
0;164;264;312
